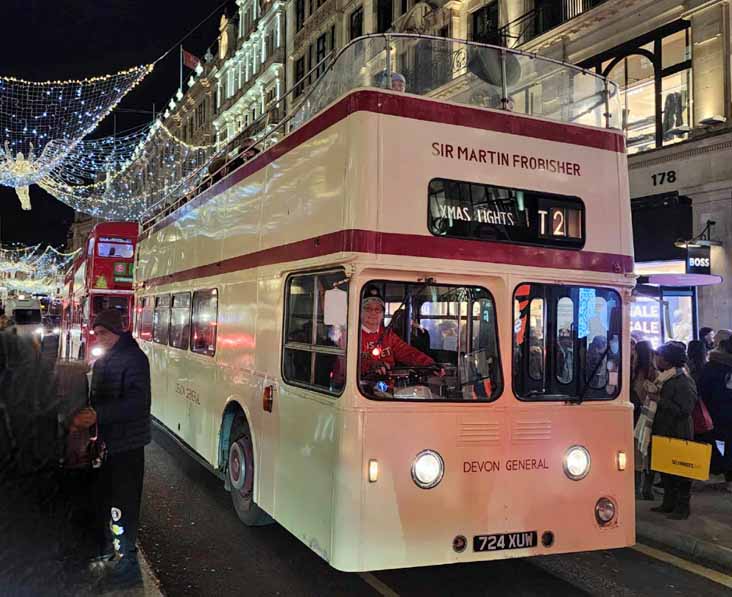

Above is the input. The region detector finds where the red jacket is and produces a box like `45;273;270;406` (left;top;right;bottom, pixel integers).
360;326;435;374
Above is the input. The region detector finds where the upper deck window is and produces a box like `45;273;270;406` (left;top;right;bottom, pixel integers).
97;237;134;258
513;283;622;401
359;281;502;402
428;178;585;250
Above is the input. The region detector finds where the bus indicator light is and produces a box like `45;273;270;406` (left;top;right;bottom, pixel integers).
368;459;379;483
616;451;627;471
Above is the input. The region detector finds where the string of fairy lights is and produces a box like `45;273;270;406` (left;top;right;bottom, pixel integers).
1;7;237;221
0;244;79;295
0;65;153;210
40;119;216;219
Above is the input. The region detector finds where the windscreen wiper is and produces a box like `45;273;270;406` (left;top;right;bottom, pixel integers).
570;345;611;405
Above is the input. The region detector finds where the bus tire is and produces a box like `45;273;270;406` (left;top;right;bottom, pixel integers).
228;416;271;526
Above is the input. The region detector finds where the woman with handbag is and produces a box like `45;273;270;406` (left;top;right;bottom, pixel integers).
699;336;732;492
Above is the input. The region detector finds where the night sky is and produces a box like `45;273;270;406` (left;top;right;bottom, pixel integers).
1;0;233;247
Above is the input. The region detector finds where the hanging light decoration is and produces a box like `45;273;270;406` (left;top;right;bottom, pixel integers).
0;64;153;209
0;244;79;296
39;119;217;221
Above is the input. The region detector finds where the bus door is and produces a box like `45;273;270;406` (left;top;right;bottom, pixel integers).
276;270;348;553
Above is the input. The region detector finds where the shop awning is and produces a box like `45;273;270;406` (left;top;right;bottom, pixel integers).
637;273;723;287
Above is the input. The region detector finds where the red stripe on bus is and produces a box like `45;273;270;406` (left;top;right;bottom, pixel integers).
140;229;633;288
143;90;625;237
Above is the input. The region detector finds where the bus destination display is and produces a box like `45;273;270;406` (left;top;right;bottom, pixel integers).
428;178;584;249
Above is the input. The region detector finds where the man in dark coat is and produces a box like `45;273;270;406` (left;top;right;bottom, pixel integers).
699;337;732;491
650;342;697;519
70;308;151;589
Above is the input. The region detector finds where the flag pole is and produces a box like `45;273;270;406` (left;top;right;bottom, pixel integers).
179;45;183;93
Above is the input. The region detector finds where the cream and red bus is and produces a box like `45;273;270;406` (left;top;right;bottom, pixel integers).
135;35;634;571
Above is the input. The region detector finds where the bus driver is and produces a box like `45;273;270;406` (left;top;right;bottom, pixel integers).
360;286;443;376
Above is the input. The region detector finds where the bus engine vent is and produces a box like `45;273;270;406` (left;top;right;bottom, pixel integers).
457;420;501;446
511;420;552;443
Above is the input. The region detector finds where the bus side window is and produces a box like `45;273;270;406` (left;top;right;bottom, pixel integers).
140;298;154;341
283;270;348;396
191;289;218;356
153;295;171;345
170;293;192;350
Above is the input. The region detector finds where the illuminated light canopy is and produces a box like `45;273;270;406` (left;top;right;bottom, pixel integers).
0;244;79;295
39;120;217;221
0;64;153;209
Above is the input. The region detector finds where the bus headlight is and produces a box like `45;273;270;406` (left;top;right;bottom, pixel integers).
52;327;61;335
563;446;591;481
411;450;444;489
595;497;616;525
34;327;44;335
91;346;105;358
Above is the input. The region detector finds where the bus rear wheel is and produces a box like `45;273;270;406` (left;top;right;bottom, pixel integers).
227;416;271;526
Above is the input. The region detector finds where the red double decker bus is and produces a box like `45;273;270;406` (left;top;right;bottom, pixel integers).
61;222;138;361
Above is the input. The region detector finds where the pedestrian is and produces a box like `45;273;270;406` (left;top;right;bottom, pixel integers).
649;342;697;519
698;336;732;492
631;340;657;499
699;327;715;351
713;329;732;351
69;309;151;590
686;340;707;387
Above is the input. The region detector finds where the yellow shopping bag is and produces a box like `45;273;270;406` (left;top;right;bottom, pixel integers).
651;435;711;480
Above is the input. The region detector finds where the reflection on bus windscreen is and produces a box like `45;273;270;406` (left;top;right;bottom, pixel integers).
97;237;134;258
93;296;130;329
513;283;622;400
359;281;501;401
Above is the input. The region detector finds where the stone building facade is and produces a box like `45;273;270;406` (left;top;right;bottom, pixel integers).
213;0;287;147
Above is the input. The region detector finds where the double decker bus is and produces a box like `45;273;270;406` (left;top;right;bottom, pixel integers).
61;222;138;361
135;35;634;571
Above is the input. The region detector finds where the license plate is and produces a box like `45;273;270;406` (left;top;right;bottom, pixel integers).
473;531;537;552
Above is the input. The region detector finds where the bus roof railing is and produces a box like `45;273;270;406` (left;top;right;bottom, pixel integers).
141;34;619;231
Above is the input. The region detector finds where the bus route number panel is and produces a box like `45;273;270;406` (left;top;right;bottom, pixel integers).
428;178;585;249
473;531;538;552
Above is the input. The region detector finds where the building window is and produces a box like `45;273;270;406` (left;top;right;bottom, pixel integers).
282;270;348;396
471;3;499;45
316;33;327;76
191;289;218;356
296;0;305;31
153;295;171;345
580;21;692;154
377;0;393;33
170;292;191;350
294;56;305;97
350;6;363;41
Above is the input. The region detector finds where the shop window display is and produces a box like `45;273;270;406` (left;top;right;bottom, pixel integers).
582;22;692;154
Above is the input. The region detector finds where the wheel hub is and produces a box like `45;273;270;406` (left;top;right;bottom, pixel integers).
229;441;247;491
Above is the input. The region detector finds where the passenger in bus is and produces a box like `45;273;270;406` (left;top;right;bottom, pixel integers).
556;329;573;384
586;335;609;388
391;308;431;357
360;286;440;376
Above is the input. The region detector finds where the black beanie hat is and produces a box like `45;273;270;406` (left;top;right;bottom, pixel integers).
656;342;687;368
92;309;124;335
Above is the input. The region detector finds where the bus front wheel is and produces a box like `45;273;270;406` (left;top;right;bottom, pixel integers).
227;416;271;526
